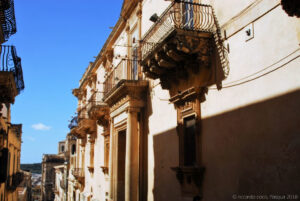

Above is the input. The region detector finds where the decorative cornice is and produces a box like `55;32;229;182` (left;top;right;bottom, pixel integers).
169;87;208;108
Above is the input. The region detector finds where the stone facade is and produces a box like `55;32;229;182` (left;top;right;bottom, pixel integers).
17;170;32;201
41;155;65;201
56;0;300;201
0;0;24;200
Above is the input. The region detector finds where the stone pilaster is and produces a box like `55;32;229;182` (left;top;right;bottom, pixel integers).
125;107;140;201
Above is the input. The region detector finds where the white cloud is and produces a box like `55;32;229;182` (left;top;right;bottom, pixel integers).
27;136;36;141
32;123;51;131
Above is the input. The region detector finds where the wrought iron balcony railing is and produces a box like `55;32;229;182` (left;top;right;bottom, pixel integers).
103;59;139;98
0;0;17;41
140;0;229;77
86;91;108;122
86;91;105;112
0;45;24;93
68;116;78;130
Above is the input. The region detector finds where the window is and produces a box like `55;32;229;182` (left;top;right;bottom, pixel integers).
117;130;126;201
184;116;196;166
61;145;65;152
71;144;76;155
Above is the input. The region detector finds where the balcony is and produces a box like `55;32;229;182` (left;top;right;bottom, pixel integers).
77;106;96;135
103;59;139;98
71;168;84;183
68;116;82;138
6;172;24;191
10;123;21;138
86;91;109;127
140;1;229;95
103;59;148;107
0;0;17;43
0;45;24;103
68;116;78;130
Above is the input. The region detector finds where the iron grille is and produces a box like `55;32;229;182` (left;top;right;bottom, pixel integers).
0;45;25;94
103;59;139;97
68;116;78;129
0;0;17;41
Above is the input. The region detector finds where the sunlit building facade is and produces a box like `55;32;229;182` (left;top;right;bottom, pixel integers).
41;155;65;201
58;0;300;200
0;0;25;200
17;170;32;201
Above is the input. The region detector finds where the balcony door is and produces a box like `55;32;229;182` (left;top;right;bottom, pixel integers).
117;129;126;201
183;0;194;29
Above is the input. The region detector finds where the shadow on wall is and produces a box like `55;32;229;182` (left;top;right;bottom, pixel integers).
153;127;181;201
141;89;152;201
201;89;300;201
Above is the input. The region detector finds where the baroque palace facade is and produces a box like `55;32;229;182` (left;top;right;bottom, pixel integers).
0;0;25;201
53;0;300;201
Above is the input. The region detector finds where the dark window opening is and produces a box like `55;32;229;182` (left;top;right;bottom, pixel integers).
184;116;196;166
117;130;126;201
71;144;76;155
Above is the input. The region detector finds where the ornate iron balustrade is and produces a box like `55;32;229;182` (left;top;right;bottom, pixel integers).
0;45;24;94
140;0;229;77
68;116;78;129
86;91;109;121
103;59;139;98
86;91;105;112
0;0;17;41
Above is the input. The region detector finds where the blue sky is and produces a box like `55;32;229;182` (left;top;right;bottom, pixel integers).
7;0;123;163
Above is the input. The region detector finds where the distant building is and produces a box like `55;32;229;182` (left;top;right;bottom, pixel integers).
17;170;32;201
58;141;66;156
41;155;64;201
